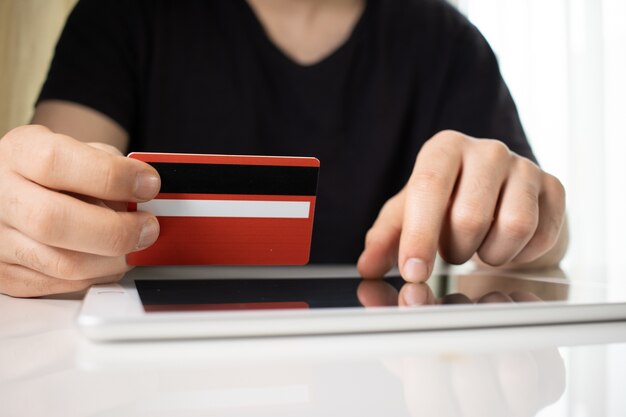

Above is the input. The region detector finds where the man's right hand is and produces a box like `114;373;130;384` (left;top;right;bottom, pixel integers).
0;125;161;297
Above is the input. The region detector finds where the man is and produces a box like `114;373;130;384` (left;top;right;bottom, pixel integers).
0;0;567;297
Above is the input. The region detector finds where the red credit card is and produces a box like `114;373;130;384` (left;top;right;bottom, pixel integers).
127;152;320;266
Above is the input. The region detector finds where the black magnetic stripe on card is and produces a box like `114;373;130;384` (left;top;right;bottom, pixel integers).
150;162;319;196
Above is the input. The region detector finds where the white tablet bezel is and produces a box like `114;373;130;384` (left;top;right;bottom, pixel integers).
77;266;626;342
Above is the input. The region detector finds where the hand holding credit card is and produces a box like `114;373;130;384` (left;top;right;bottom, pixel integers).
127;152;320;266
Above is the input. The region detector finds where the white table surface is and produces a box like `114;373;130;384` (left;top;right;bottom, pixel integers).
1;265;625;417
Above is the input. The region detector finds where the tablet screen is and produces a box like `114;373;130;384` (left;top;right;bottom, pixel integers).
135;274;571;313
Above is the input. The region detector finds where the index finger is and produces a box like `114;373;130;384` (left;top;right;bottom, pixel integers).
399;133;462;282
2;125;160;202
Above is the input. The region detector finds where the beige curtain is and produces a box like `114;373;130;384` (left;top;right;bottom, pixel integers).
0;0;78;136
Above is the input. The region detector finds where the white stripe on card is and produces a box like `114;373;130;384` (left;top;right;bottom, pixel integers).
137;199;311;219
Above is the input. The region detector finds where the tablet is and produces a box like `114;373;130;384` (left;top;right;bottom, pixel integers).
77;266;626;341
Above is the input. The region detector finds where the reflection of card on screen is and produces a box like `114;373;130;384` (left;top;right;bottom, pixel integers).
127;152;320;266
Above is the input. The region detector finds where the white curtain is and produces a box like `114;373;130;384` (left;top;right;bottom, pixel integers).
453;6;626;413
455;0;626;280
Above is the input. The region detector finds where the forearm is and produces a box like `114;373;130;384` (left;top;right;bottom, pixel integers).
32;100;129;152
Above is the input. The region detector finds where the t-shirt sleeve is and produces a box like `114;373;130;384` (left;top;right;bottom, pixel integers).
37;0;142;134
430;8;537;163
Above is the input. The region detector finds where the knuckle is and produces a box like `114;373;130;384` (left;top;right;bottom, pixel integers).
51;253;82;280
0;261;88;297
27;204;63;242
544;174;566;201
481;139;511;162
98;159;119;197
451;204;492;237
0;190;23;224
13;244;83;280
0;128;17;151
520;183;540;205
14;245;44;271
87;142;122;156
5;193;22;216
410;169;450;194
530;226;559;252
0;264;38;298
500;211;538;240
515;157;541;177
106;231;131;257
26;134;64;180
431;129;467;146
1;125;43;146
96;155;135;199
103;215;136;256
477;250;507;267
28;276;52;297
0;126;29;164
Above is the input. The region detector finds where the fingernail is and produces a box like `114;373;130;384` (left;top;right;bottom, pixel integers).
137;218;160;249
135;172;160;200
403;258;428;282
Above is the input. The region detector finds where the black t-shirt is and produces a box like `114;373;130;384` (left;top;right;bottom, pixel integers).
38;0;535;263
